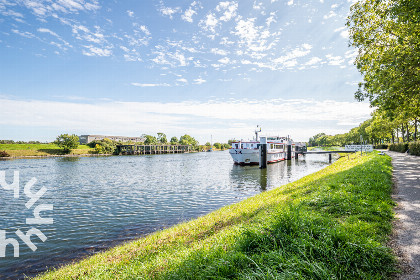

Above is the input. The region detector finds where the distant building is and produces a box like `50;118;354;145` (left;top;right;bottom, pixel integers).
79;135;146;144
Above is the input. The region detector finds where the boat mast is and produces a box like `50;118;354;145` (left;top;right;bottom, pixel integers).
255;125;261;141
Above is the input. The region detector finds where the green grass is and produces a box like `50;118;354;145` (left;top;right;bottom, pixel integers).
0;143;93;157
308;146;342;151
36;152;397;279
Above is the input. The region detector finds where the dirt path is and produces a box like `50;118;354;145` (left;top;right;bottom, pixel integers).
386;151;420;279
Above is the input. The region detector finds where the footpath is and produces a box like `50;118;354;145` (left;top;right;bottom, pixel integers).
386;151;420;280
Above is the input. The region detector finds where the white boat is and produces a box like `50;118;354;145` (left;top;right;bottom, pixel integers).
229;127;303;165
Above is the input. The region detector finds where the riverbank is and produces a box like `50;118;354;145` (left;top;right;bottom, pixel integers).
35;151;397;279
0;143;94;157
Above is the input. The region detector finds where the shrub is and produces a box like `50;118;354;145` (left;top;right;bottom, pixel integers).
374;144;388;149
0;150;10;157
54;134;79;153
408;141;420;156
89;139;117;154
388;143;408;153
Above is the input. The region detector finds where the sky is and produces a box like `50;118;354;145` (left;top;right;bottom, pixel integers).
0;0;370;143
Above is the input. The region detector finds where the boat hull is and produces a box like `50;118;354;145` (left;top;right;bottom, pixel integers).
229;149;259;165
267;152;286;163
229;149;288;165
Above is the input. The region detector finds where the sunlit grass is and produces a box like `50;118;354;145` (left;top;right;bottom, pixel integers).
0;144;93;157
36;152;397;279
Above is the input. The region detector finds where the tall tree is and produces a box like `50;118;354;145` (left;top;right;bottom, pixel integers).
347;0;420;120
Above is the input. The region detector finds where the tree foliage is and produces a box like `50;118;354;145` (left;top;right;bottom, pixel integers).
179;134;199;149
54;134;79;153
309;109;419;146
143;135;158;145
347;0;420;120
170;136;178;145
157;133;167;144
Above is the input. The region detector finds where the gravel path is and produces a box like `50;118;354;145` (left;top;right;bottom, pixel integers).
386;151;420;280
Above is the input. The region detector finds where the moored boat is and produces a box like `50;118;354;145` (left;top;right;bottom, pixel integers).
229;127;304;165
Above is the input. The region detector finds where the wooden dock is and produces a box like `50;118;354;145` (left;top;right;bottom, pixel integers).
116;144;192;155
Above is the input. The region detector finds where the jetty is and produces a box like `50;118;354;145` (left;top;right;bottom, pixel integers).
116;144;192;155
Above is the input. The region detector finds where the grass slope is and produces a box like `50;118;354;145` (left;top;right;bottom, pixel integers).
36;152;396;279
0;144;93;157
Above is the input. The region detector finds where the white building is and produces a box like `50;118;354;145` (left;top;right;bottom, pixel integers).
79;135;146;144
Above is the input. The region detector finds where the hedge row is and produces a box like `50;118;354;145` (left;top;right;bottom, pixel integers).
374;144;388;149
389;141;420;156
409;141;420;156
389;143;409;153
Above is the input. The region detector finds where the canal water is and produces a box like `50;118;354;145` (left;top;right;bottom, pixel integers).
0;151;335;279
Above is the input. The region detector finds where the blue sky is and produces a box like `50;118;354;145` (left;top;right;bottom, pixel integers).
0;0;370;143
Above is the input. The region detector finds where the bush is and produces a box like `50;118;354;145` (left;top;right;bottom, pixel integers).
374;144;388;149
408;141;420;156
0;150;10;157
89;139;117;154
388;143;408;153
54;134;79;153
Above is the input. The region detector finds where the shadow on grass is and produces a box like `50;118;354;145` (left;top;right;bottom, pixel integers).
38;149;66;155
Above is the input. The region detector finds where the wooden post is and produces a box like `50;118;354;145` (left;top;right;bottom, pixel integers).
329;153;332;163
259;137;267;169
287;144;292;160
259;144;267;169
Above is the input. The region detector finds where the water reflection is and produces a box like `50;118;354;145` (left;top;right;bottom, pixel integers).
0;151;333;279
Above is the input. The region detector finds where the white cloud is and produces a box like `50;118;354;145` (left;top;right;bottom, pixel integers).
287;0;294;5
202;13;218;32
82;45;112;57
325;54;344;66
216;1;238;21
273;44;312;66
159;1;181;19
131;83;170;87
21;0;100;18
218;57;231;64
305;57;322;66
211;48;228;55
266;13;276;27
193;78;206;84
12;29;36;38
0;98;373;142
127;10;134;17
176;78;188;83
323;10;337;19
37;27;59;37
182;2;200;23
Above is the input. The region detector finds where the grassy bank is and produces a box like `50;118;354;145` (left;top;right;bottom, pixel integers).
37;152;396;279
0;143;93;157
308;146;342;151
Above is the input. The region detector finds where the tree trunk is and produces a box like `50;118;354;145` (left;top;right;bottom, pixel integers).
401;124;405;143
415;119;418;141
406;123;410;142
392;131;395;144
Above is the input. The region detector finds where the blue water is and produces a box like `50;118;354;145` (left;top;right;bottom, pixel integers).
0;151;334;279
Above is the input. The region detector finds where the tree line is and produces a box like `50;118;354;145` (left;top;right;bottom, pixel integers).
309;110;419;147
53;133;232;154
